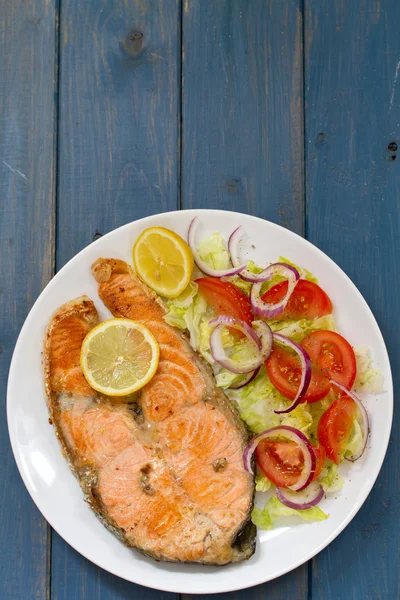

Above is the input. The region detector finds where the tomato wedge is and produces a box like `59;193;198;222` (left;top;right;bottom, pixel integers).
195;278;253;325
317;396;357;464
301;330;357;390
255;439;325;488
266;345;331;403
261;279;332;320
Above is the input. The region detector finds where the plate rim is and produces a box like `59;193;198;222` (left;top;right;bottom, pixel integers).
7;209;394;594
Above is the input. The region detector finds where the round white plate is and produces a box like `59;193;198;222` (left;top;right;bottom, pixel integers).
7;209;393;594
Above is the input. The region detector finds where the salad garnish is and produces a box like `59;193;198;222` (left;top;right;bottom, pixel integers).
160;218;383;530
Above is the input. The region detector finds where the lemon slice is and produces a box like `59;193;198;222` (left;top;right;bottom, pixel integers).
132;226;194;298
80;319;159;396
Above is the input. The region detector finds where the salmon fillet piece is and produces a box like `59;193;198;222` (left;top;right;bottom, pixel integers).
92;258;256;559
43;267;256;565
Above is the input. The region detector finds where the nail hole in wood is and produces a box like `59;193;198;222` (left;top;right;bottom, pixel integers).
226;178;244;194
315;133;326;149
92;231;103;242
388;141;398;152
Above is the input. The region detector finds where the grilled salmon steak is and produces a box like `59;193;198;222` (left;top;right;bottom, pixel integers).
43;260;255;565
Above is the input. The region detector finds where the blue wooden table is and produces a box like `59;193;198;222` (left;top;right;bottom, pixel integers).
1;1;399;598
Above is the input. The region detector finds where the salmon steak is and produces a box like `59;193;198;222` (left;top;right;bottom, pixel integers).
43;259;256;565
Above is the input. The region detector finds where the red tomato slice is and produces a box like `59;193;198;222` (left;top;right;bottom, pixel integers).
195;278;253;325
301;330;357;389
266;346;331;403
261;279;332;320
317;396;357;464
312;445;326;481
255;440;325;488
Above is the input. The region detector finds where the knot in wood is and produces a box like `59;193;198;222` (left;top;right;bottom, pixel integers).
124;30;144;55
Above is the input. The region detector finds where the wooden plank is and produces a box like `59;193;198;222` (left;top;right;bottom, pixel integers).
0;0;57;598
56;0;181;267
181;2;307;599
181;0;305;233
305;1;400;599
52;1;180;598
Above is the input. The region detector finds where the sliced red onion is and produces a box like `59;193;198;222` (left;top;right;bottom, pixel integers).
209;317;273;374
252;320;273;361
272;333;312;414
330;380;369;462
228;226;266;282
188;218;246;278
243;425;316;491
276;481;324;510
250;263;300;317
228;367;260;390
209;316;262;374
210;316;261;348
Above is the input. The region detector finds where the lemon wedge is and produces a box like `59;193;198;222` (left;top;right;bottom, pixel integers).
132;226;194;298
81;319;159;396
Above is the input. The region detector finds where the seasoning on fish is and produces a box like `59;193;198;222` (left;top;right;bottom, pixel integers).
43;262;256;565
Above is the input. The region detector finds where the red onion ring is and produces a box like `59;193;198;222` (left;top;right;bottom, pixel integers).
228;226;267;282
209;316;273;374
276;481;324;510
330;380;370;462
243;425;316;491
209;316;261;374
188;218;246;278
250;263;300;317
272;333;312;414
252;320;273;361
228;366;260;389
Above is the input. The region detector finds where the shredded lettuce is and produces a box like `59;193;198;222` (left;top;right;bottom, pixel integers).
344;418;364;459
164;286;210;353
196;232;231;270
163;233;378;530
255;474;272;492
318;461;344;493
278;256;318;284
267;314;337;343
281;403;313;434
229;367;281;433
354;345;384;394
224;275;252;295
252;496;328;530
230;368;316;435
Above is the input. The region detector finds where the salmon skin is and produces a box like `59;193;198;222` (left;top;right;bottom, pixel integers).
43;262;256;565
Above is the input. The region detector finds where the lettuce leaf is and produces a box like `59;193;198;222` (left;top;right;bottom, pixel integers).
281;403;313;434
255;474;272;492
229;367;281;433
252;496;328;530
353;345;384;394
267;314;337;343
343;418;364;459
318;461;344;493
278;256;319;284
229;367;315;435
196;232;231;270
223;275;252;296
164;285;210;353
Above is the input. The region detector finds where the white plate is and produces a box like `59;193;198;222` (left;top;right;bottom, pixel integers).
7;209;393;595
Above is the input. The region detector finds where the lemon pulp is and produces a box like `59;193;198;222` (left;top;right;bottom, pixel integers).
80;318;159;396
132;226;194;298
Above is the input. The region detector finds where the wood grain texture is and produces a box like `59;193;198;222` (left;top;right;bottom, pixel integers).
181;0;304;234
52;1;180;598
181;2;307;599
0;0;57;598
305;1;400;599
56;0;181;268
